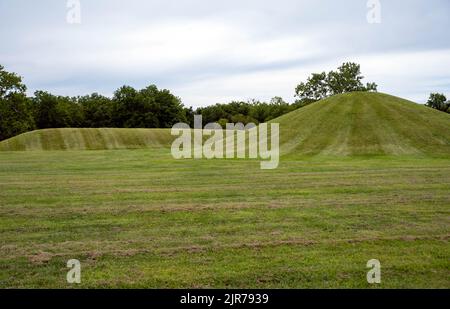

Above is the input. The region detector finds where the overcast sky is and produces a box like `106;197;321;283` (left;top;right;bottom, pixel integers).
1;0;449;107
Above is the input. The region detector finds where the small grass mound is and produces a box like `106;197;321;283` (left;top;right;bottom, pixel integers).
0;128;174;151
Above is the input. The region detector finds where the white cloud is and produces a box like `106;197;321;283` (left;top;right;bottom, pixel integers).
177;49;450;106
0;0;449;106
356;49;450;102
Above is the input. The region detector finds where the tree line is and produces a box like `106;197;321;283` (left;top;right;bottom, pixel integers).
426;93;450;113
0;64;193;141
1;62;381;141
294;62;378;105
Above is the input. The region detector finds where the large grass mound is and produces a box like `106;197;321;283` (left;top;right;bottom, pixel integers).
275;92;450;156
0;128;173;151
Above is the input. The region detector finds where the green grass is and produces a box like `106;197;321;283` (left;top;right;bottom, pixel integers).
0;128;174;151
0;149;448;288
0;92;449;288
277;92;450;156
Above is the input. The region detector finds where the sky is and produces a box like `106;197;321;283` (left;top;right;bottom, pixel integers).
1;0;449;107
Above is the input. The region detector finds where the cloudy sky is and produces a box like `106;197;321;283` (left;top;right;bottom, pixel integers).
1;0;449;107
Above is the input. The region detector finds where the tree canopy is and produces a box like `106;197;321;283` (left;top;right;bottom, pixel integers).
0;65;35;140
295;62;378;105
426;93;449;113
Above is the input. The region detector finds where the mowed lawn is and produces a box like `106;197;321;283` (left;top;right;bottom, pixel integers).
0;148;449;288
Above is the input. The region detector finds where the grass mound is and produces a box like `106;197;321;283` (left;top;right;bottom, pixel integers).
274;92;450;156
0;128;173;151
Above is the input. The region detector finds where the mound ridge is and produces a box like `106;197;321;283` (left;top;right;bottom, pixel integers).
0;128;173;151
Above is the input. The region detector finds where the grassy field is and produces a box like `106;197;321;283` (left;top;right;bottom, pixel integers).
0;92;449;288
0;149;449;288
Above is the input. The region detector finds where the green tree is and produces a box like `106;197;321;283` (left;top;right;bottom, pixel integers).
249;101;270;123
151;86;187;127
0;65;26;99
217;118;229;128
266;96;292;121
32;91;84;128
0;65;35;140
295;72;328;103
112;85;187;128
183;106;195;127
426;93;448;112
196;104;227;125
295;62;377;104
0;93;35;141
33;91;62;128
327;62;366;95
112;86;140;127
365;82;378;92
79;93;114;127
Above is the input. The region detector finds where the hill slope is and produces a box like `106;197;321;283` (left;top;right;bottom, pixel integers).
0;128;173;151
1;92;449;155
274;92;450;156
